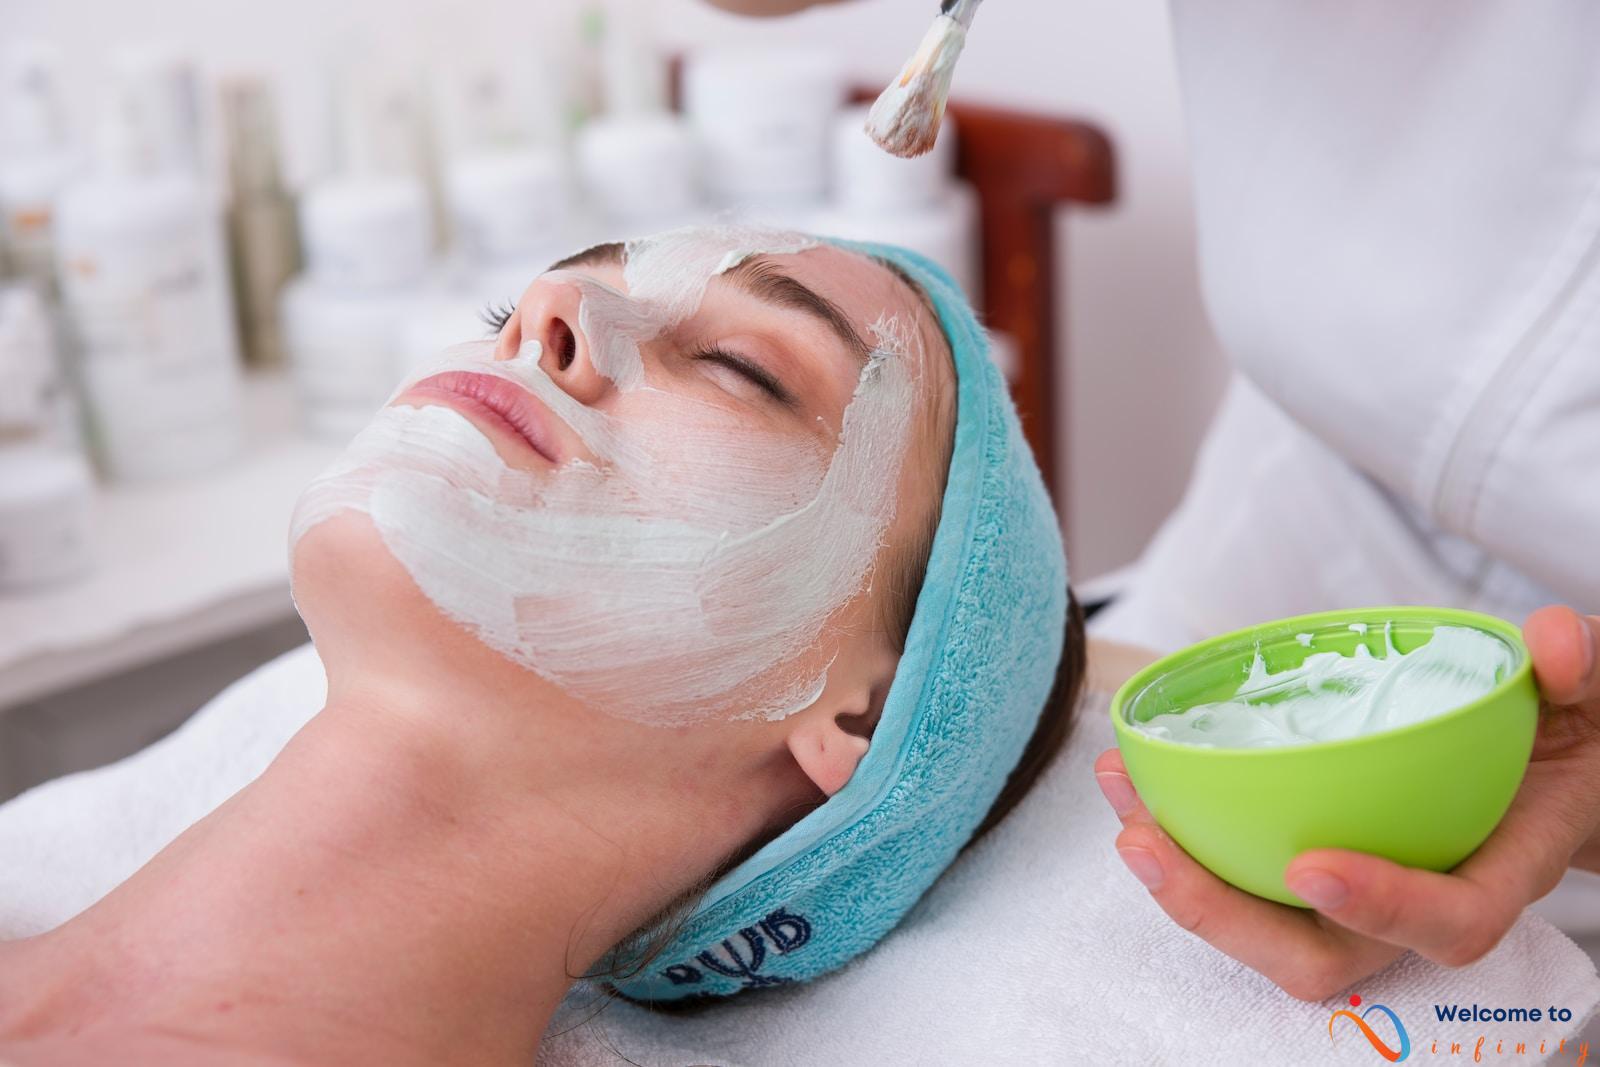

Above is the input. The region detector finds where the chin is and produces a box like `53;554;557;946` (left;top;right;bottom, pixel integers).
288;511;569;704
290;513;452;674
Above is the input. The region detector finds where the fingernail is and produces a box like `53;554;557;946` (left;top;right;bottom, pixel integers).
1118;846;1165;889
1288;869;1349;910
1096;772;1139;816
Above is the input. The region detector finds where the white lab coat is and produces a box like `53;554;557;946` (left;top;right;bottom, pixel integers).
1102;0;1600;649
1094;1;1600;933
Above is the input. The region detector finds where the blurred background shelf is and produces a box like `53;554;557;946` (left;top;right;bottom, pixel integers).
0;372;331;797
0;371;333;713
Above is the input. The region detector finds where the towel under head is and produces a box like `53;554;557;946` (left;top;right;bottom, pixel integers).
604;239;1069;1002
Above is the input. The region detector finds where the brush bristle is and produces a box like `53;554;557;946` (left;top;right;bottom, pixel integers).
865;75;950;158
864;14;967;159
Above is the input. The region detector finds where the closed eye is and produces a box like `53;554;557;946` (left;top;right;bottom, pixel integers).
693;346;796;408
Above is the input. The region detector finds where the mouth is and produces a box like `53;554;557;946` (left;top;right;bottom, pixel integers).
401;371;564;464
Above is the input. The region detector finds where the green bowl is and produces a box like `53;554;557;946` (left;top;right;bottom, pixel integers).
1108;606;1538;907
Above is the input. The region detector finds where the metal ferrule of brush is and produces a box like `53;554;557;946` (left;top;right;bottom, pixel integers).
941;0;983;30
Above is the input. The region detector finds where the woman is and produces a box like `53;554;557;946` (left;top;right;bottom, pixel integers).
0;228;1084;1063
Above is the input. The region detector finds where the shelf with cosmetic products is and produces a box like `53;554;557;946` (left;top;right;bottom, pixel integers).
0;371;338;714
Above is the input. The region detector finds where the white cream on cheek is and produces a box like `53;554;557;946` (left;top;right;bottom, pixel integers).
290;225;918;727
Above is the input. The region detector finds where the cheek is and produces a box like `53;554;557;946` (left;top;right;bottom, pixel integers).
288;283;922;728
605;390;831;527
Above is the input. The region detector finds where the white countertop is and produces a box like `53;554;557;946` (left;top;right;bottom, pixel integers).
0;372;341;713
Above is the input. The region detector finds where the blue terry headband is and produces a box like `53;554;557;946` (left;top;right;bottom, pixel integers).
604;239;1069;1001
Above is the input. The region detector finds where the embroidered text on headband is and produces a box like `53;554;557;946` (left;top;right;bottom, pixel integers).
604;238;1069;1000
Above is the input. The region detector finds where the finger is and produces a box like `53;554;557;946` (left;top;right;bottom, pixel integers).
1094;749;1403;1000
1524;605;1600;707
1286;752;1600;966
1285;848;1515;967
695;0;842;14
1092;747;1135;812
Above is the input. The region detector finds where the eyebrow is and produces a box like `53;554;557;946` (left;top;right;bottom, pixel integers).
543;242;872;365
545;240;624;272
720;257;872;364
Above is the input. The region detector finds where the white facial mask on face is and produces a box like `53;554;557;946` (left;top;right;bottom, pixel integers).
289;225;919;727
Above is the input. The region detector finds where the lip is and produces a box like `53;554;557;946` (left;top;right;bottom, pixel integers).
401;371;564;464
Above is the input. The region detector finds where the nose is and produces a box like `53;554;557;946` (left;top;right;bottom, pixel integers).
495;275;611;405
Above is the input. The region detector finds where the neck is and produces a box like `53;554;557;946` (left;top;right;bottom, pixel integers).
0;673;795;1065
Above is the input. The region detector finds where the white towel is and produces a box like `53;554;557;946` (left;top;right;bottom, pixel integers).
1;644;1596;1065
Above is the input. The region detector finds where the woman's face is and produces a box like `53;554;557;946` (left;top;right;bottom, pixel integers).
290;226;953;731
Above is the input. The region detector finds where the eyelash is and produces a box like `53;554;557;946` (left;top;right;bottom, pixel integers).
481;300;516;334
691;345;793;406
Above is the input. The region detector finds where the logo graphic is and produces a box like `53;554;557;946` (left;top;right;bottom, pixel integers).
1329;993;1412;1062
659;907;813;989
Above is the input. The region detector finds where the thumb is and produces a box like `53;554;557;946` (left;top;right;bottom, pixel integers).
1524;606;1600;707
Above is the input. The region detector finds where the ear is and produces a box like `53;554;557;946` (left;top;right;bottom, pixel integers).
780;596;903;796
785;714;872;797
783;647;897;796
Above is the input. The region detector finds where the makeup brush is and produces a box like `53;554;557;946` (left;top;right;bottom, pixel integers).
864;0;984;159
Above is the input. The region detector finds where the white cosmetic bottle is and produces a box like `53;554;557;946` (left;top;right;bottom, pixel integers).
400;55;572;372
282;174;433;441
449;151;569;268
439;61;573;310
576;1;700;238
683;46;843;226
53;57;243;482
810;104;980;301
109;45;207;175
0;43;78;301
0;282;95;590
282;55;437;442
417;140;559;380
